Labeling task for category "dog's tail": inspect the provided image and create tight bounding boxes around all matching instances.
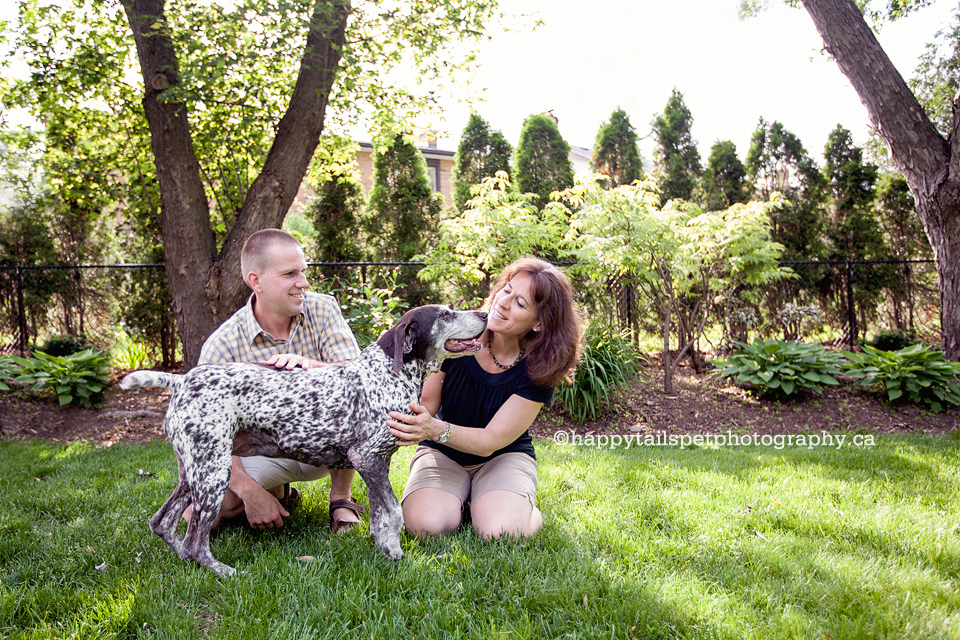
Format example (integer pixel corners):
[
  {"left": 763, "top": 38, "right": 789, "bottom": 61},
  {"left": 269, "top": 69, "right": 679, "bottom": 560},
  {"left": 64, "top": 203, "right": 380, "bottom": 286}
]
[{"left": 120, "top": 370, "right": 183, "bottom": 391}]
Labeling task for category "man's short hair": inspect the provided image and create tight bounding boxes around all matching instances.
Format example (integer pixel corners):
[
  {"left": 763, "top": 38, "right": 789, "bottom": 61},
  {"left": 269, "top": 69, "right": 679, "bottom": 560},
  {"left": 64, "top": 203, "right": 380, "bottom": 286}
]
[{"left": 240, "top": 229, "right": 302, "bottom": 285}]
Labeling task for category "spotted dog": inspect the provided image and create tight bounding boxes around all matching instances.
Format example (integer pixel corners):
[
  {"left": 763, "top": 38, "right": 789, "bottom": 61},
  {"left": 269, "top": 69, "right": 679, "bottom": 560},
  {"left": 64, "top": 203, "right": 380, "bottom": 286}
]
[{"left": 120, "top": 305, "right": 487, "bottom": 576}]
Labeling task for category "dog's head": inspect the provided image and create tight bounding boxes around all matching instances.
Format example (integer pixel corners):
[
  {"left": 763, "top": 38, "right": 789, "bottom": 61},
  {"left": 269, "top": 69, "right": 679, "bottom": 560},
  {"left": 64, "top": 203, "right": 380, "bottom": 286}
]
[{"left": 376, "top": 304, "right": 487, "bottom": 374}]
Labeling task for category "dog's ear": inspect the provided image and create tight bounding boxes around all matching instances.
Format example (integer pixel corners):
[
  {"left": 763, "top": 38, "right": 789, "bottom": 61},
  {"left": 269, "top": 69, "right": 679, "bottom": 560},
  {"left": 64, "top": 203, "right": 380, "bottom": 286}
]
[
  {"left": 378, "top": 318, "right": 419, "bottom": 372},
  {"left": 392, "top": 320, "right": 418, "bottom": 372}
]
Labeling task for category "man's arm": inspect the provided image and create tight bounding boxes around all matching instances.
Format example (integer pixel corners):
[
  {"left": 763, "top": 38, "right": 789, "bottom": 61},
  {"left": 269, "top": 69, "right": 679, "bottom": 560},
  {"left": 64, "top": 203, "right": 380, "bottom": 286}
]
[{"left": 227, "top": 457, "right": 289, "bottom": 529}]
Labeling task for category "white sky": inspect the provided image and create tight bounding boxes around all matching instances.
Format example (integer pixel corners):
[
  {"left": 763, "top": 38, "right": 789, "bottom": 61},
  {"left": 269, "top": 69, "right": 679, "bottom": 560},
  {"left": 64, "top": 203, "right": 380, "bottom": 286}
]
[{"left": 424, "top": 0, "right": 957, "bottom": 165}]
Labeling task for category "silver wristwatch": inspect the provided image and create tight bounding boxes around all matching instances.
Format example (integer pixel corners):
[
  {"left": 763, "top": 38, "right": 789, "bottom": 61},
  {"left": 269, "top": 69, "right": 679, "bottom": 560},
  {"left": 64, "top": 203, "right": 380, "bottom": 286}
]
[{"left": 437, "top": 420, "right": 451, "bottom": 443}]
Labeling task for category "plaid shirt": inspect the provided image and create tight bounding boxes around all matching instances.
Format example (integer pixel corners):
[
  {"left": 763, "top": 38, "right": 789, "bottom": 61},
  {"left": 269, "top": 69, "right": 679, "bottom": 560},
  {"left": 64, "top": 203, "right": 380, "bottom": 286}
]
[{"left": 199, "top": 292, "right": 360, "bottom": 365}]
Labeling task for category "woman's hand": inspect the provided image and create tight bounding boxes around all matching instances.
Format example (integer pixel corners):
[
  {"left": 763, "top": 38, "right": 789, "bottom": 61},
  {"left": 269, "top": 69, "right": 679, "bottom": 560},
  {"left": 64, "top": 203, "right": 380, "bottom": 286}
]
[{"left": 387, "top": 403, "right": 443, "bottom": 446}]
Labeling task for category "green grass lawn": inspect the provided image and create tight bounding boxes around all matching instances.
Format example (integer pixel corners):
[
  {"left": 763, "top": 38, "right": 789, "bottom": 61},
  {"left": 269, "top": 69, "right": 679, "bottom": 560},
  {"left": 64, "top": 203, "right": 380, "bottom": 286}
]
[{"left": 2, "top": 433, "right": 959, "bottom": 639}]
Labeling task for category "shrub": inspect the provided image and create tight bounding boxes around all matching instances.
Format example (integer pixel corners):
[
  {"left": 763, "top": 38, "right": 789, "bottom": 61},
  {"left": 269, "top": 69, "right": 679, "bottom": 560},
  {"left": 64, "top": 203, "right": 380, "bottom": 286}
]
[
  {"left": 843, "top": 343, "right": 960, "bottom": 413},
  {"left": 39, "top": 334, "right": 90, "bottom": 357},
  {"left": 712, "top": 339, "right": 843, "bottom": 399},
  {"left": 10, "top": 349, "right": 111, "bottom": 408},
  {"left": 866, "top": 329, "right": 919, "bottom": 352},
  {"left": 556, "top": 324, "right": 642, "bottom": 423}
]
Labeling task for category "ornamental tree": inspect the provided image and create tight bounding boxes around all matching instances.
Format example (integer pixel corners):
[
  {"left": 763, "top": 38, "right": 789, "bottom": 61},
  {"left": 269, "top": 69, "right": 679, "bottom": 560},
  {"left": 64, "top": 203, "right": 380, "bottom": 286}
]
[
  {"left": 2, "top": 0, "right": 501, "bottom": 366},
  {"left": 566, "top": 179, "right": 791, "bottom": 393},
  {"left": 416, "top": 171, "right": 568, "bottom": 306}
]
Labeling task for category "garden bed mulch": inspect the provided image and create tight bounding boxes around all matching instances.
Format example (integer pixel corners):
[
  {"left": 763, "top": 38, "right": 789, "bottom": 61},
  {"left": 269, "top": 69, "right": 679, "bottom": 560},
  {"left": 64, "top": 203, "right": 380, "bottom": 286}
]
[{"left": 0, "top": 363, "right": 957, "bottom": 447}]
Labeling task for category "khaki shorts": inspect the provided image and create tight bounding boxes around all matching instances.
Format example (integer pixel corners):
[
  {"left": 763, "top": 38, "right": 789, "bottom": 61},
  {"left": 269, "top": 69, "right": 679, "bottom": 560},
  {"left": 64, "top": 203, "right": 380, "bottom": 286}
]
[
  {"left": 239, "top": 456, "right": 330, "bottom": 491},
  {"left": 401, "top": 446, "right": 537, "bottom": 507}
]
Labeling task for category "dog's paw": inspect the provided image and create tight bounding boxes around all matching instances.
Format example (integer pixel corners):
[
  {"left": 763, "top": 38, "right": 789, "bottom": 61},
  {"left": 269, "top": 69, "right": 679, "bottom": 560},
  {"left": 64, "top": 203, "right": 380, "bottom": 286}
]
[
  {"left": 211, "top": 561, "right": 237, "bottom": 577},
  {"left": 382, "top": 541, "right": 404, "bottom": 561}
]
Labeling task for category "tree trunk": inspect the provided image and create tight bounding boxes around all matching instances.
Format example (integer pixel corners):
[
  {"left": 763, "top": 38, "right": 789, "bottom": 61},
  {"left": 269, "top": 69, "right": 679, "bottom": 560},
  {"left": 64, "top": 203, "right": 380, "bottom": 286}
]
[
  {"left": 662, "top": 302, "right": 673, "bottom": 395},
  {"left": 800, "top": 0, "right": 960, "bottom": 358},
  {"left": 122, "top": 0, "right": 350, "bottom": 367}
]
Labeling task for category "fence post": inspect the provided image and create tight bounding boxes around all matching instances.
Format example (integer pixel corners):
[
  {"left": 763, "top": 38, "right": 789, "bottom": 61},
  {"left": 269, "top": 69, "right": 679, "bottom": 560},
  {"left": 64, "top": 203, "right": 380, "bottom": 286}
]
[
  {"left": 846, "top": 261, "right": 857, "bottom": 348},
  {"left": 16, "top": 266, "right": 26, "bottom": 357}
]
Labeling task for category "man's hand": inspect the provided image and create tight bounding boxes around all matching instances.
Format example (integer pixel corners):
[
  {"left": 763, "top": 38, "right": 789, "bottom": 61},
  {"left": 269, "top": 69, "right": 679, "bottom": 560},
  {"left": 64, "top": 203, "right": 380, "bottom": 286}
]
[
  {"left": 228, "top": 457, "right": 289, "bottom": 529},
  {"left": 242, "top": 487, "right": 290, "bottom": 530},
  {"left": 261, "top": 353, "right": 324, "bottom": 370}
]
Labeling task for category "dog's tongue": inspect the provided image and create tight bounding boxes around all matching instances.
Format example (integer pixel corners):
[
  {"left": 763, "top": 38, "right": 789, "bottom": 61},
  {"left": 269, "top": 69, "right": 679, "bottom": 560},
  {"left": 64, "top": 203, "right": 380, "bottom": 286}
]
[{"left": 445, "top": 338, "right": 481, "bottom": 353}]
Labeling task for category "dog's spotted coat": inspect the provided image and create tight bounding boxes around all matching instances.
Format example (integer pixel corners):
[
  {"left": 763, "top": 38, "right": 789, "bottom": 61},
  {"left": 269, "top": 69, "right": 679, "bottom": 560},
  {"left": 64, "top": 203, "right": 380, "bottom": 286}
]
[{"left": 121, "top": 305, "right": 487, "bottom": 575}]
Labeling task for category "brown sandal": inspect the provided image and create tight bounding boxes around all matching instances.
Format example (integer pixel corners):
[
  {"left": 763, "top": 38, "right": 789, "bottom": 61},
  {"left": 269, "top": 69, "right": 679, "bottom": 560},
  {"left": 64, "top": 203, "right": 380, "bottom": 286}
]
[{"left": 329, "top": 498, "right": 364, "bottom": 534}]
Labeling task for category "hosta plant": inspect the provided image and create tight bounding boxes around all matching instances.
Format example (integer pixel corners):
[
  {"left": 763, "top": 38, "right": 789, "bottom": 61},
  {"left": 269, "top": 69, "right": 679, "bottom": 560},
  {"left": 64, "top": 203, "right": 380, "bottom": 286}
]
[
  {"left": 556, "top": 324, "right": 643, "bottom": 423},
  {"left": 712, "top": 339, "right": 843, "bottom": 399},
  {"left": 0, "top": 357, "right": 18, "bottom": 391},
  {"left": 10, "top": 349, "right": 112, "bottom": 408},
  {"left": 843, "top": 343, "right": 960, "bottom": 413}
]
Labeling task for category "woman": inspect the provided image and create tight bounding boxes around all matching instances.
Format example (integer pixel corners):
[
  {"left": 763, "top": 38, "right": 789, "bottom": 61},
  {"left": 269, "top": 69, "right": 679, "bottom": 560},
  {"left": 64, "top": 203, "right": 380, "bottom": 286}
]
[{"left": 387, "top": 257, "right": 582, "bottom": 539}]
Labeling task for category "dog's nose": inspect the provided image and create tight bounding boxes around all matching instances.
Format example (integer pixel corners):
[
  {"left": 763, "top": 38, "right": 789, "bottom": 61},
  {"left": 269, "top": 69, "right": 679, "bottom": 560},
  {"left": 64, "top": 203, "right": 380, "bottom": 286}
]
[{"left": 478, "top": 311, "right": 488, "bottom": 321}]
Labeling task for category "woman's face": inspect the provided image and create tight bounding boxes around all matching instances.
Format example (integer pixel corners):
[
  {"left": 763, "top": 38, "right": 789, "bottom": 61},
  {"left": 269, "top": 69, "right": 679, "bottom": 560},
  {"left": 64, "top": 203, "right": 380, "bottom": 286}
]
[{"left": 486, "top": 271, "right": 542, "bottom": 339}]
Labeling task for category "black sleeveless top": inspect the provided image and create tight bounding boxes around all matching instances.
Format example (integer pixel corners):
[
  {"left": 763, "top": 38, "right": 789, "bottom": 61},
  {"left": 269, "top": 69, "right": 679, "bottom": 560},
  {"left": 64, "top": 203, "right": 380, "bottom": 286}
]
[{"left": 421, "top": 354, "right": 554, "bottom": 466}]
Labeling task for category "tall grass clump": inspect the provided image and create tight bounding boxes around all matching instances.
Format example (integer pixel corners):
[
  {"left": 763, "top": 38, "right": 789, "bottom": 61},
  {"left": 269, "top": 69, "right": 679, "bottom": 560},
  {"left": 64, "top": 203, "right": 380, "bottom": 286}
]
[{"left": 556, "top": 323, "right": 642, "bottom": 422}]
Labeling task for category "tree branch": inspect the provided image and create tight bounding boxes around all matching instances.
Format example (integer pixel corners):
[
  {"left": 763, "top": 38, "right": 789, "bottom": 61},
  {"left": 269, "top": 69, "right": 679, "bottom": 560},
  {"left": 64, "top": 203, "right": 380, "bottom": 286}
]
[
  {"left": 217, "top": 0, "right": 351, "bottom": 308},
  {"left": 800, "top": 0, "right": 949, "bottom": 201}
]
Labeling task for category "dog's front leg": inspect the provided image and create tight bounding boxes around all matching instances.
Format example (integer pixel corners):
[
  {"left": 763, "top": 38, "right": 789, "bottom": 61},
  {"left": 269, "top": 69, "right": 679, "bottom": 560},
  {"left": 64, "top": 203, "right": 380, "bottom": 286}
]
[{"left": 348, "top": 448, "right": 403, "bottom": 560}]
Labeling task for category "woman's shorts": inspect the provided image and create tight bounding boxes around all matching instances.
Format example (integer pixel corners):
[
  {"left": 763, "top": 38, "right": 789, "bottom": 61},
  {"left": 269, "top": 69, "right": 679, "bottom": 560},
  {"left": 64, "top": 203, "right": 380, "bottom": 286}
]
[
  {"left": 238, "top": 456, "right": 331, "bottom": 491},
  {"left": 401, "top": 446, "right": 537, "bottom": 507}
]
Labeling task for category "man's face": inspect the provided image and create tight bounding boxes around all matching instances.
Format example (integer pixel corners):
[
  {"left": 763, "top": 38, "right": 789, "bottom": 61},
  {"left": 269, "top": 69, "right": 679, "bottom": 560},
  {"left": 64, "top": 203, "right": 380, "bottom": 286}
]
[{"left": 252, "top": 243, "right": 309, "bottom": 319}]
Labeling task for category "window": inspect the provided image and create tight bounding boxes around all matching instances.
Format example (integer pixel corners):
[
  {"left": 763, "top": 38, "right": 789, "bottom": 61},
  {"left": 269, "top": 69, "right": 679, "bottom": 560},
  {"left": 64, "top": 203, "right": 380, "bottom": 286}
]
[{"left": 425, "top": 159, "right": 441, "bottom": 193}]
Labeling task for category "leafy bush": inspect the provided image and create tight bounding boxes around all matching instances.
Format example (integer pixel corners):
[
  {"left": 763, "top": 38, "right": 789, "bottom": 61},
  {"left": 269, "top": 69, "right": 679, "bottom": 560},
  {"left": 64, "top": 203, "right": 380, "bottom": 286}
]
[
  {"left": 866, "top": 329, "right": 919, "bottom": 352},
  {"left": 336, "top": 283, "right": 405, "bottom": 348},
  {"left": 556, "top": 324, "right": 642, "bottom": 423},
  {"left": 712, "top": 339, "right": 843, "bottom": 399},
  {"left": 9, "top": 349, "right": 111, "bottom": 408},
  {"left": 843, "top": 343, "right": 960, "bottom": 413}
]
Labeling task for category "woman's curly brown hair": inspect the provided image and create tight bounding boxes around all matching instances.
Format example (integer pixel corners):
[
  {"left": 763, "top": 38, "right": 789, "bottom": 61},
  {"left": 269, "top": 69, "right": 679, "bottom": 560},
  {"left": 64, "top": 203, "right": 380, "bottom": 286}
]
[{"left": 481, "top": 257, "right": 584, "bottom": 388}]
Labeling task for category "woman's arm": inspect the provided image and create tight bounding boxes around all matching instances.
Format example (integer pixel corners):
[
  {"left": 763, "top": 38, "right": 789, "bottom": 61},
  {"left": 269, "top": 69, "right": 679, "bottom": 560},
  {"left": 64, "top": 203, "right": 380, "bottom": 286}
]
[
  {"left": 419, "top": 371, "right": 444, "bottom": 416},
  {"left": 388, "top": 393, "right": 544, "bottom": 458}
]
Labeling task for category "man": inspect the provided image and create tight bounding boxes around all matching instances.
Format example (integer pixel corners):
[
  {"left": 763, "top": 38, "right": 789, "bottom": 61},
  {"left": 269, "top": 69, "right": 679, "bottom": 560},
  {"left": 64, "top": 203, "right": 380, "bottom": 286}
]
[{"left": 190, "top": 228, "right": 363, "bottom": 533}]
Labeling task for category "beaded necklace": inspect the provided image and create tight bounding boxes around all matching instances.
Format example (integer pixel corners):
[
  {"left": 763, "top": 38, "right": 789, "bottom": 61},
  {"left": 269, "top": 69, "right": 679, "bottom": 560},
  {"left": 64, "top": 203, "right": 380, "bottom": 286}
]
[{"left": 487, "top": 341, "right": 525, "bottom": 370}]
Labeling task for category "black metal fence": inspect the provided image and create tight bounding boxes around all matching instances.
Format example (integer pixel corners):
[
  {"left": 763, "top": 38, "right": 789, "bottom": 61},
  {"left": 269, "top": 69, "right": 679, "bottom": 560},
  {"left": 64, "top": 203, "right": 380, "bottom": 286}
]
[
  {"left": 0, "top": 262, "right": 427, "bottom": 359},
  {"left": 0, "top": 259, "right": 941, "bottom": 360}
]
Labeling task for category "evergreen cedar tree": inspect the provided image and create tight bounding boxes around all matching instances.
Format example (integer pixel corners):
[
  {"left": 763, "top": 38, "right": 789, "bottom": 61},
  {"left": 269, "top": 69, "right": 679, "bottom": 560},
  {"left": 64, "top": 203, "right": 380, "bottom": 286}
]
[
  {"left": 592, "top": 108, "right": 643, "bottom": 187},
  {"left": 513, "top": 114, "right": 575, "bottom": 211},
  {"left": 702, "top": 140, "right": 749, "bottom": 211},
  {"left": 452, "top": 113, "right": 512, "bottom": 212},
  {"left": 652, "top": 89, "right": 702, "bottom": 206},
  {"left": 308, "top": 169, "right": 365, "bottom": 263},
  {"left": 366, "top": 134, "right": 443, "bottom": 263}
]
